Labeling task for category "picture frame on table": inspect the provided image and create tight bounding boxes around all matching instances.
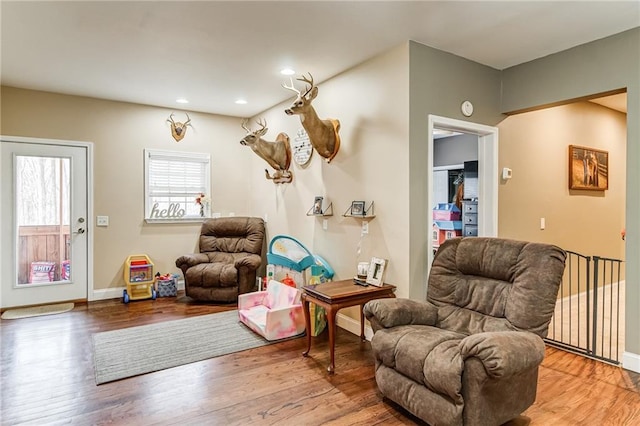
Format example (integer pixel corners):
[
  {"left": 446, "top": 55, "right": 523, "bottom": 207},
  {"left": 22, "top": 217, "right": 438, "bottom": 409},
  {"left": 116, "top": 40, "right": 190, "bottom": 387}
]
[
  {"left": 351, "top": 200, "right": 365, "bottom": 216},
  {"left": 366, "top": 257, "right": 387, "bottom": 287}
]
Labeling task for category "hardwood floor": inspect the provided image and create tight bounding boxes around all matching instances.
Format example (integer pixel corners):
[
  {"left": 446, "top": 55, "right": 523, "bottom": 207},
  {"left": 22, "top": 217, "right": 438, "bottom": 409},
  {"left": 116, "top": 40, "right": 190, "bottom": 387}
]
[{"left": 1, "top": 294, "right": 638, "bottom": 425}]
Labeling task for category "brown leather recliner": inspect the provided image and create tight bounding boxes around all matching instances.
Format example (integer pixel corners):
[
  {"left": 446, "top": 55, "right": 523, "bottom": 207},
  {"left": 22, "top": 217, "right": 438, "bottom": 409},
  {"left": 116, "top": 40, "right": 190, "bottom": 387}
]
[
  {"left": 364, "top": 237, "right": 566, "bottom": 426},
  {"left": 175, "top": 217, "right": 265, "bottom": 303}
]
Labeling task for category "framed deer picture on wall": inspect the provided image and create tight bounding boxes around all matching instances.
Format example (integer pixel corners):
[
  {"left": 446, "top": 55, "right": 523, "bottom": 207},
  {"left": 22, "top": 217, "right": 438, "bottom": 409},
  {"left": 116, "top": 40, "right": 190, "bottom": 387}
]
[{"left": 569, "top": 145, "right": 608, "bottom": 191}]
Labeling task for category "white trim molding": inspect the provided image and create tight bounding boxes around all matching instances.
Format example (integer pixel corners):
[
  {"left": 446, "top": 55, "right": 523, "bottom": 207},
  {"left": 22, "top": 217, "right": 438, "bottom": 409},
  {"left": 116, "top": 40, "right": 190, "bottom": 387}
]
[
  {"left": 622, "top": 351, "right": 640, "bottom": 374},
  {"left": 91, "top": 279, "right": 185, "bottom": 302},
  {"left": 336, "top": 312, "right": 373, "bottom": 342},
  {"left": 426, "top": 115, "right": 499, "bottom": 278}
]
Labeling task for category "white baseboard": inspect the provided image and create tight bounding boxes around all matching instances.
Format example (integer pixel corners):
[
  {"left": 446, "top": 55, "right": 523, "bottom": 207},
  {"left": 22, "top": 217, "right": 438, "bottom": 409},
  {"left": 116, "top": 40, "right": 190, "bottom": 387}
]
[
  {"left": 90, "top": 279, "right": 185, "bottom": 301},
  {"left": 622, "top": 351, "right": 640, "bottom": 374},
  {"left": 336, "top": 313, "right": 373, "bottom": 342},
  {"left": 90, "top": 287, "right": 126, "bottom": 301}
]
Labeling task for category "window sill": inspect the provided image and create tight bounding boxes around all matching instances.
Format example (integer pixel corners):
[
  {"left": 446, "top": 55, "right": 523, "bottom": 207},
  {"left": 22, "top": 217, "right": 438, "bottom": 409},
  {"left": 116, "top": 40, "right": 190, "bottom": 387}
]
[{"left": 145, "top": 218, "right": 208, "bottom": 224}]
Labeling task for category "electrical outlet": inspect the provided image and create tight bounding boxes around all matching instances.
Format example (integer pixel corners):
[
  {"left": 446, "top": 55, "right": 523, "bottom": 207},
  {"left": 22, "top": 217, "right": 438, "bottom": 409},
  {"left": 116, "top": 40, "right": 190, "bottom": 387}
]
[
  {"left": 96, "top": 216, "right": 109, "bottom": 227},
  {"left": 540, "top": 217, "right": 545, "bottom": 230},
  {"left": 323, "top": 219, "right": 328, "bottom": 230},
  {"left": 362, "top": 220, "right": 369, "bottom": 234}
]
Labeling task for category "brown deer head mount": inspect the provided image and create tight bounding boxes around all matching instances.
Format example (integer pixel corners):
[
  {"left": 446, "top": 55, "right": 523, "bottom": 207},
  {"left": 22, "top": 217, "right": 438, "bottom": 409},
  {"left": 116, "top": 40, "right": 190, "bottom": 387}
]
[
  {"left": 240, "top": 118, "right": 293, "bottom": 184},
  {"left": 166, "top": 112, "right": 192, "bottom": 142},
  {"left": 283, "top": 73, "right": 341, "bottom": 163}
]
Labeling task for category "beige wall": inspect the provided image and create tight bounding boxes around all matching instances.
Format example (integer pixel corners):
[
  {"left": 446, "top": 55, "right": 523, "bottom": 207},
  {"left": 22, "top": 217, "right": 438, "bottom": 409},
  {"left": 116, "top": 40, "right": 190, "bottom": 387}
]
[
  {"left": 1, "top": 86, "right": 251, "bottom": 293},
  {"left": 501, "top": 28, "right": 639, "bottom": 363},
  {"left": 0, "top": 43, "right": 411, "bottom": 301},
  {"left": 498, "top": 101, "right": 626, "bottom": 260},
  {"left": 246, "top": 43, "right": 411, "bottom": 299}
]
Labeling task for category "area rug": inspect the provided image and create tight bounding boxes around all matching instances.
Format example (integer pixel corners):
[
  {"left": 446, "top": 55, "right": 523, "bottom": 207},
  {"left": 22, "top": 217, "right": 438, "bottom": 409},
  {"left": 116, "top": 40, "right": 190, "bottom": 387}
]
[
  {"left": 1, "top": 302, "right": 74, "bottom": 320},
  {"left": 92, "top": 310, "right": 293, "bottom": 385}
]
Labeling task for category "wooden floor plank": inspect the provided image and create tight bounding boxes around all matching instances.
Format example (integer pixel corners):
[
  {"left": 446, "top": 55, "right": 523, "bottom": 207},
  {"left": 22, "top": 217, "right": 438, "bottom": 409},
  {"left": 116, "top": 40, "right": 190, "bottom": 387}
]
[{"left": 1, "top": 294, "right": 638, "bottom": 425}]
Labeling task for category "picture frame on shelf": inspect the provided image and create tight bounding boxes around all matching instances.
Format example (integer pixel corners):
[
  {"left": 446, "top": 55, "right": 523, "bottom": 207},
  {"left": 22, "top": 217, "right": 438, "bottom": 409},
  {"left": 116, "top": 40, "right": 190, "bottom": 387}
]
[
  {"left": 351, "top": 200, "right": 365, "bottom": 216},
  {"left": 568, "top": 145, "right": 608, "bottom": 191},
  {"left": 366, "top": 257, "right": 387, "bottom": 287},
  {"left": 313, "top": 196, "right": 324, "bottom": 214}
]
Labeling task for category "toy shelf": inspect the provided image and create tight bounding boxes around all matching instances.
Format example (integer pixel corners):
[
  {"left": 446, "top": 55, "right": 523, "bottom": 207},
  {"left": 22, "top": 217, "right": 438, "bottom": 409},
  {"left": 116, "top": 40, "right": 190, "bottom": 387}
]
[{"left": 123, "top": 254, "right": 156, "bottom": 303}]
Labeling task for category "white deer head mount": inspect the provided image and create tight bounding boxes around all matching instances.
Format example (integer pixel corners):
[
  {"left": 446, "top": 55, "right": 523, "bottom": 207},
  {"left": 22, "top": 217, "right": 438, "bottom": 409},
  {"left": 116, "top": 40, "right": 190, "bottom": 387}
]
[
  {"left": 240, "top": 118, "right": 293, "bottom": 184},
  {"left": 283, "top": 73, "right": 341, "bottom": 163},
  {"left": 166, "top": 112, "right": 192, "bottom": 142}
]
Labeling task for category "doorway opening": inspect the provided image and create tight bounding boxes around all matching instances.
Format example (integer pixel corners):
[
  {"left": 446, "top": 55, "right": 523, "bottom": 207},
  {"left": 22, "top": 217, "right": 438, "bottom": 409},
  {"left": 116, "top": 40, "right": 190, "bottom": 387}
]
[
  {"left": 426, "top": 115, "right": 499, "bottom": 276},
  {"left": 1, "top": 136, "right": 93, "bottom": 309},
  {"left": 498, "top": 91, "right": 627, "bottom": 365}
]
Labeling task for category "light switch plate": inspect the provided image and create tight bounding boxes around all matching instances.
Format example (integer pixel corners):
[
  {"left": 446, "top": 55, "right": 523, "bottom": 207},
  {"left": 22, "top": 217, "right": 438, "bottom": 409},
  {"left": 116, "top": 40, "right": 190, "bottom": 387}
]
[
  {"left": 97, "top": 216, "right": 109, "bottom": 227},
  {"left": 502, "top": 167, "right": 513, "bottom": 180}
]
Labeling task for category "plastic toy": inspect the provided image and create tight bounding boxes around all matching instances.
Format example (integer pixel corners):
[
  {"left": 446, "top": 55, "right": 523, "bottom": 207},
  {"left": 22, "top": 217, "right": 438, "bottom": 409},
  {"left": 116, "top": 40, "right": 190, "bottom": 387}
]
[
  {"left": 123, "top": 254, "right": 157, "bottom": 303},
  {"left": 266, "top": 235, "right": 334, "bottom": 336}
]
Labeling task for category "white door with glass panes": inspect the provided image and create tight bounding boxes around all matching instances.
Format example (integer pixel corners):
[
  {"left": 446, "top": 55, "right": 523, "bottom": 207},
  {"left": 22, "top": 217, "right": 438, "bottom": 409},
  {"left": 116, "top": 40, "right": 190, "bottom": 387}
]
[{"left": 1, "top": 137, "right": 90, "bottom": 308}]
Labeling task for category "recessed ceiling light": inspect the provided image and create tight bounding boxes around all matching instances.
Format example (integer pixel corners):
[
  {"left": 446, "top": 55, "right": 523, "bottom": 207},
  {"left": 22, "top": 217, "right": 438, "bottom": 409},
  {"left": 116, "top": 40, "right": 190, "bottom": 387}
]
[
  {"left": 280, "top": 68, "right": 295, "bottom": 76},
  {"left": 235, "top": 99, "right": 247, "bottom": 105},
  {"left": 176, "top": 98, "right": 189, "bottom": 104}
]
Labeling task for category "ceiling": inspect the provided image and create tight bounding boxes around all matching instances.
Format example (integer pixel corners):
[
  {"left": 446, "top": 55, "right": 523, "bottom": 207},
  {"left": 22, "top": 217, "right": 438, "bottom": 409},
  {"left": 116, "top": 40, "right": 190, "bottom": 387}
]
[
  {"left": 589, "top": 93, "right": 628, "bottom": 113},
  {"left": 1, "top": 1, "right": 638, "bottom": 118}
]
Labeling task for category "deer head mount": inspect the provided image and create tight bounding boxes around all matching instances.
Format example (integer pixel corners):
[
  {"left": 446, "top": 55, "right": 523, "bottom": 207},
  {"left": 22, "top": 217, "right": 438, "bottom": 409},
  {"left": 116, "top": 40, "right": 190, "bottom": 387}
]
[
  {"left": 166, "top": 112, "right": 192, "bottom": 142},
  {"left": 240, "top": 118, "right": 293, "bottom": 184},
  {"left": 283, "top": 73, "right": 341, "bottom": 163}
]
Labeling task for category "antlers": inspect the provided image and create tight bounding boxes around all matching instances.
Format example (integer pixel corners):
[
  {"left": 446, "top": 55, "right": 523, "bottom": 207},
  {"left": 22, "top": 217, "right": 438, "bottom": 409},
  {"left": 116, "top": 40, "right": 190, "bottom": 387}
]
[
  {"left": 167, "top": 112, "right": 192, "bottom": 142},
  {"left": 297, "top": 73, "right": 314, "bottom": 98},
  {"left": 241, "top": 118, "right": 252, "bottom": 133},
  {"left": 167, "top": 112, "right": 191, "bottom": 125},
  {"left": 282, "top": 78, "right": 300, "bottom": 95},
  {"left": 282, "top": 73, "right": 314, "bottom": 98},
  {"left": 242, "top": 118, "right": 268, "bottom": 136}
]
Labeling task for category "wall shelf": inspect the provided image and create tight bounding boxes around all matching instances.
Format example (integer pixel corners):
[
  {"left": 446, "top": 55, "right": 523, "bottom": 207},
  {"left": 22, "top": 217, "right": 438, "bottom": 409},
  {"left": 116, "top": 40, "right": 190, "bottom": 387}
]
[
  {"left": 306, "top": 202, "right": 333, "bottom": 217},
  {"left": 343, "top": 201, "right": 375, "bottom": 219}
]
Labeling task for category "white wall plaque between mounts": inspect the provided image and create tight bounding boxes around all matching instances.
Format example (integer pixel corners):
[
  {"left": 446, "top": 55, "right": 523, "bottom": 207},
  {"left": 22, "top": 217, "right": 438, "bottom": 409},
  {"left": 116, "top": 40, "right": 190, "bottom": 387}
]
[{"left": 293, "top": 128, "right": 313, "bottom": 166}]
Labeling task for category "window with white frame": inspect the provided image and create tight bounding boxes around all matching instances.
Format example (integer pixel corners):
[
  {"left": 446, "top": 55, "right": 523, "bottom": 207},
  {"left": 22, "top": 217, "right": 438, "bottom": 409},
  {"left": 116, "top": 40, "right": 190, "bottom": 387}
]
[{"left": 144, "top": 149, "right": 211, "bottom": 221}]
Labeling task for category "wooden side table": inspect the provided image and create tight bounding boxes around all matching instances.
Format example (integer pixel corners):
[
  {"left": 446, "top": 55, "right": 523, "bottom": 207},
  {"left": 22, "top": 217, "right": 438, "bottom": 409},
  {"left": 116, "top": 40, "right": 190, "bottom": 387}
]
[{"left": 301, "top": 279, "right": 396, "bottom": 374}]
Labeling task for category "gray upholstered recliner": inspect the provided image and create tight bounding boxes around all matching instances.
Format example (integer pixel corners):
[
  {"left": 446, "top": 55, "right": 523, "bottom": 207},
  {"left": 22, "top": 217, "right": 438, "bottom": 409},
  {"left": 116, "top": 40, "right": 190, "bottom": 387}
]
[
  {"left": 175, "top": 217, "right": 265, "bottom": 303},
  {"left": 364, "top": 237, "right": 566, "bottom": 426}
]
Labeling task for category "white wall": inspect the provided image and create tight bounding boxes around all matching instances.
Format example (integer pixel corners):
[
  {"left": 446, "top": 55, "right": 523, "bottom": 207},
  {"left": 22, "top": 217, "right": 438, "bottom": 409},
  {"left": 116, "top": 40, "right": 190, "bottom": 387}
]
[{"left": 246, "top": 43, "right": 411, "bottom": 299}]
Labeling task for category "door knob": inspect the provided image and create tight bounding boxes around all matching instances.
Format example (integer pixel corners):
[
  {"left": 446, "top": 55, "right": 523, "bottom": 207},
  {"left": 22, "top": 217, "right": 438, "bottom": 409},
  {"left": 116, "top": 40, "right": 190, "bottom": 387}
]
[{"left": 74, "top": 228, "right": 85, "bottom": 234}]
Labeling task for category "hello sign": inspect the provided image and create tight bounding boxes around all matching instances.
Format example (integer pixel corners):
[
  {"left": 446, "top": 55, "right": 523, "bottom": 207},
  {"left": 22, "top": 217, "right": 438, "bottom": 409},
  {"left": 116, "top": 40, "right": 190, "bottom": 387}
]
[{"left": 149, "top": 203, "right": 185, "bottom": 219}]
